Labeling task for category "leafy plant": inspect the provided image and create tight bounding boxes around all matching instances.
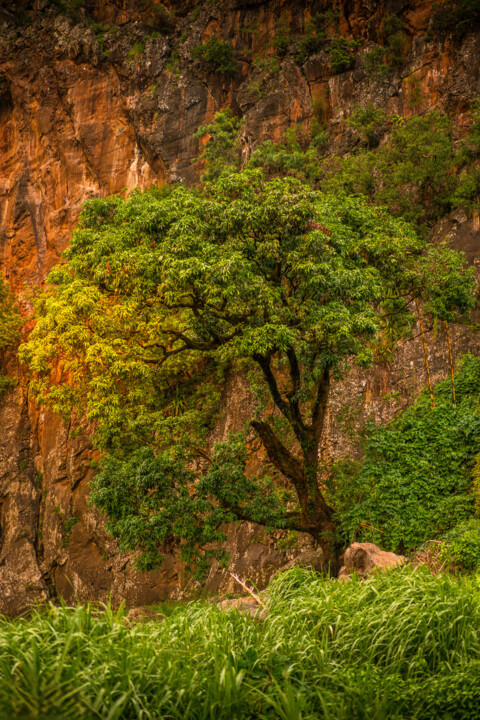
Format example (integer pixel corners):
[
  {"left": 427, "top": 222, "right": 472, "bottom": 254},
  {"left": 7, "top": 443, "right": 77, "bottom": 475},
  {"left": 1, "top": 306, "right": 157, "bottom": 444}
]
[
  {"left": 0, "top": 279, "right": 21, "bottom": 350},
  {"left": 46, "top": 0, "right": 84, "bottom": 21},
  {"left": 193, "top": 35, "right": 237, "bottom": 76},
  {"left": 252, "top": 56, "right": 281, "bottom": 74},
  {"left": 430, "top": 0, "right": 480, "bottom": 43},
  {"left": 328, "top": 37, "right": 361, "bottom": 73},
  {"left": 440, "top": 518, "right": 480, "bottom": 571},
  {"left": 139, "top": 0, "right": 174, "bottom": 34},
  {"left": 331, "top": 355, "right": 480, "bottom": 554},
  {"left": 194, "top": 109, "right": 244, "bottom": 181},
  {"left": 363, "top": 46, "right": 389, "bottom": 78},
  {"left": 346, "top": 103, "right": 387, "bottom": 148},
  {"left": 165, "top": 48, "right": 180, "bottom": 78},
  {"left": 273, "top": 17, "right": 291, "bottom": 56},
  {"left": 127, "top": 40, "right": 145, "bottom": 61},
  {"left": 294, "top": 32, "right": 326, "bottom": 64},
  {"left": 0, "top": 278, "right": 21, "bottom": 397},
  {"left": 62, "top": 515, "right": 79, "bottom": 547}
]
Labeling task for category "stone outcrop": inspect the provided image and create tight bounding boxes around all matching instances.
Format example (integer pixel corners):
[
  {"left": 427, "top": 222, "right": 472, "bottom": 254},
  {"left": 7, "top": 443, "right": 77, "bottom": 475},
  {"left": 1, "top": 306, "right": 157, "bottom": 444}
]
[
  {"left": 338, "top": 542, "right": 406, "bottom": 580},
  {"left": 1, "top": 0, "right": 480, "bottom": 614}
]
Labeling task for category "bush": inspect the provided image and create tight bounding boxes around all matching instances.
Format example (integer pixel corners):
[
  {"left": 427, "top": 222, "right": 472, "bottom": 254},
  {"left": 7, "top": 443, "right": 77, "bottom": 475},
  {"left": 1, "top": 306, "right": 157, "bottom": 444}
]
[
  {"left": 430, "top": 0, "right": 480, "bottom": 42},
  {"left": 441, "top": 518, "right": 480, "bottom": 571},
  {"left": 193, "top": 35, "right": 237, "bottom": 76},
  {"left": 328, "top": 37, "right": 361, "bottom": 73},
  {"left": 331, "top": 355, "right": 480, "bottom": 554},
  {"left": 0, "top": 279, "right": 21, "bottom": 350},
  {"left": 364, "top": 46, "right": 389, "bottom": 78},
  {"left": 127, "top": 40, "right": 145, "bottom": 60},
  {"left": 294, "top": 32, "right": 326, "bottom": 64}
]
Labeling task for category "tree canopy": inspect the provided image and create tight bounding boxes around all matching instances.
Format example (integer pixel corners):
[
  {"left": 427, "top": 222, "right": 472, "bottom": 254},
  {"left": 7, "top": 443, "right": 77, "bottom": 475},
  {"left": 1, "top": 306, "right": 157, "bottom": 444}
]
[{"left": 20, "top": 168, "right": 476, "bottom": 574}]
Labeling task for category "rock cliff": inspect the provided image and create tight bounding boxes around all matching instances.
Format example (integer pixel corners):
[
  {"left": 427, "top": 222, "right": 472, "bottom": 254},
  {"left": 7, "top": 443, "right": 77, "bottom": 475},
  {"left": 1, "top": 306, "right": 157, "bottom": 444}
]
[{"left": 1, "top": 0, "right": 480, "bottom": 614}]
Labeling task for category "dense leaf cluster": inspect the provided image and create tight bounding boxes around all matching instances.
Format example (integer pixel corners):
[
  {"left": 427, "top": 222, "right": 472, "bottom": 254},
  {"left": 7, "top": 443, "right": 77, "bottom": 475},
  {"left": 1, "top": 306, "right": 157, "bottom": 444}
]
[
  {"left": 192, "top": 36, "right": 238, "bottom": 76},
  {"left": 251, "top": 107, "right": 480, "bottom": 231},
  {"left": 332, "top": 355, "right": 480, "bottom": 553},
  {"left": 0, "top": 278, "right": 21, "bottom": 396}
]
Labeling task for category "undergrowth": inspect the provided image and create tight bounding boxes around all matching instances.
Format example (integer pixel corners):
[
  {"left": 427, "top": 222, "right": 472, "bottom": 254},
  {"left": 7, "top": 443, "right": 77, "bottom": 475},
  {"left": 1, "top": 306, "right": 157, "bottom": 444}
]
[
  {"left": 0, "top": 567, "right": 479, "bottom": 719},
  {"left": 331, "top": 355, "right": 480, "bottom": 554}
]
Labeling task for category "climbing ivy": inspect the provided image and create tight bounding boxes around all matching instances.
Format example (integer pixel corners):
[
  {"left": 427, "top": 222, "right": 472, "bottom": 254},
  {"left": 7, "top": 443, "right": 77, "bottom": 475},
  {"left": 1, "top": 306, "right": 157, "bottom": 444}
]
[{"left": 331, "top": 355, "right": 480, "bottom": 554}]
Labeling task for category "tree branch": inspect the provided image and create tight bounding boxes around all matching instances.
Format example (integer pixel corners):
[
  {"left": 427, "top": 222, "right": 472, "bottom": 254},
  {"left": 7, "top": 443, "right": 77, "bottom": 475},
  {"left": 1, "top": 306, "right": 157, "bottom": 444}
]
[{"left": 251, "top": 419, "right": 305, "bottom": 488}]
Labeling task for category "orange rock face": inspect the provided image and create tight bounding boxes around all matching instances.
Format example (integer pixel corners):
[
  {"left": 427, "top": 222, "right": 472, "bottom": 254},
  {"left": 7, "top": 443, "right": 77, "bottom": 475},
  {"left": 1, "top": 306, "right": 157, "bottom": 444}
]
[{"left": 1, "top": 0, "right": 480, "bottom": 614}]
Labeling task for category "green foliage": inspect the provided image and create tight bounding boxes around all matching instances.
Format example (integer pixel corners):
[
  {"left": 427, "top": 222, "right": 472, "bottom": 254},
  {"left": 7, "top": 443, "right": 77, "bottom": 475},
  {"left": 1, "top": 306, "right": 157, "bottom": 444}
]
[
  {"left": 1, "top": 569, "right": 480, "bottom": 718},
  {"left": 441, "top": 518, "right": 480, "bottom": 571},
  {"left": 0, "top": 278, "right": 21, "bottom": 351},
  {"left": 252, "top": 56, "right": 281, "bottom": 74},
  {"left": 273, "top": 17, "right": 291, "bottom": 56},
  {"left": 380, "top": 15, "right": 407, "bottom": 66},
  {"left": 194, "top": 109, "right": 244, "bottom": 180},
  {"left": 328, "top": 37, "right": 361, "bottom": 74},
  {"left": 346, "top": 103, "right": 386, "bottom": 148},
  {"left": 363, "top": 46, "right": 390, "bottom": 78},
  {"left": 165, "top": 48, "right": 180, "bottom": 78},
  {"left": 331, "top": 108, "right": 480, "bottom": 225},
  {"left": 127, "top": 40, "right": 145, "bottom": 60},
  {"left": 294, "top": 31, "right": 326, "bottom": 64},
  {"left": 253, "top": 108, "right": 480, "bottom": 230},
  {"left": 21, "top": 168, "right": 475, "bottom": 572},
  {"left": 46, "top": 0, "right": 84, "bottom": 21},
  {"left": 331, "top": 356, "right": 480, "bottom": 554},
  {"left": 0, "top": 278, "right": 21, "bottom": 398},
  {"left": 430, "top": 0, "right": 480, "bottom": 42},
  {"left": 139, "top": 0, "right": 174, "bottom": 34},
  {"left": 293, "top": 11, "right": 345, "bottom": 65},
  {"left": 62, "top": 515, "right": 79, "bottom": 547},
  {"left": 0, "top": 373, "right": 15, "bottom": 397},
  {"left": 192, "top": 35, "right": 238, "bottom": 76},
  {"left": 91, "top": 439, "right": 282, "bottom": 574}
]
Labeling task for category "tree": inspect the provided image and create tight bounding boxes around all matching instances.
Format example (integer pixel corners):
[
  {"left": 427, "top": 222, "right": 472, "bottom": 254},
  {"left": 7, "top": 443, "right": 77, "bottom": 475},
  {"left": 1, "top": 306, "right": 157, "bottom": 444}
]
[{"left": 20, "top": 169, "right": 476, "bottom": 574}]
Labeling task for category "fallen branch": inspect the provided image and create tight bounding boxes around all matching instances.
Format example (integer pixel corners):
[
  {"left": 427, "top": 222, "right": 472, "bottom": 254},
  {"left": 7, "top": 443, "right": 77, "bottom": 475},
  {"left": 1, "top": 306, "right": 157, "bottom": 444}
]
[{"left": 228, "top": 572, "right": 266, "bottom": 609}]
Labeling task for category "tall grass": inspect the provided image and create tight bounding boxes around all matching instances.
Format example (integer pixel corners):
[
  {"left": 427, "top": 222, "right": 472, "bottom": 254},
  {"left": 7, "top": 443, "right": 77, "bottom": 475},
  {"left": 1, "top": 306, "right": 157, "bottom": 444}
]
[{"left": 0, "top": 567, "right": 479, "bottom": 719}]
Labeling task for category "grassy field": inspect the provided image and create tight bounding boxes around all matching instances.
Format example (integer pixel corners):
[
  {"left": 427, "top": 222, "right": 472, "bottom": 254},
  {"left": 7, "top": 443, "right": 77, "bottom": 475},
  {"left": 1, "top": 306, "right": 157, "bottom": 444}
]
[{"left": 0, "top": 567, "right": 479, "bottom": 719}]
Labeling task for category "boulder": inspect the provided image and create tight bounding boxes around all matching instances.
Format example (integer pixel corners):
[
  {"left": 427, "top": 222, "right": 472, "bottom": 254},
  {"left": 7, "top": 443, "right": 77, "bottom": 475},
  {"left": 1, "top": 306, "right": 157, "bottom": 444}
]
[
  {"left": 338, "top": 542, "right": 406, "bottom": 580},
  {"left": 278, "top": 549, "right": 325, "bottom": 573}
]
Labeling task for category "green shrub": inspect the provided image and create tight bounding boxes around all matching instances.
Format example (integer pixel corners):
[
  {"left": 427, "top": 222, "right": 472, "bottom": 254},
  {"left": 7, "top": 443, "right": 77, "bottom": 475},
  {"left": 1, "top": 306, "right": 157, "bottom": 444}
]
[
  {"left": 430, "top": 0, "right": 480, "bottom": 42},
  {"left": 273, "top": 17, "right": 291, "bottom": 56},
  {"left": 364, "top": 46, "right": 389, "bottom": 78},
  {"left": 294, "top": 32, "right": 326, "bottom": 63},
  {"left": 165, "top": 48, "right": 180, "bottom": 78},
  {"left": 346, "top": 103, "right": 387, "bottom": 147},
  {"left": 127, "top": 40, "right": 145, "bottom": 60},
  {"left": 251, "top": 106, "right": 480, "bottom": 230},
  {"left": 0, "top": 278, "right": 21, "bottom": 397},
  {"left": 193, "top": 109, "right": 244, "bottom": 180},
  {"left": 46, "top": 0, "right": 84, "bottom": 21},
  {"left": 193, "top": 35, "right": 237, "bottom": 75},
  {"left": 441, "top": 518, "right": 480, "bottom": 570},
  {"left": 140, "top": 0, "right": 174, "bottom": 34},
  {"left": 328, "top": 37, "right": 361, "bottom": 73},
  {"left": 0, "top": 278, "right": 21, "bottom": 350},
  {"left": 331, "top": 355, "right": 480, "bottom": 554}
]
